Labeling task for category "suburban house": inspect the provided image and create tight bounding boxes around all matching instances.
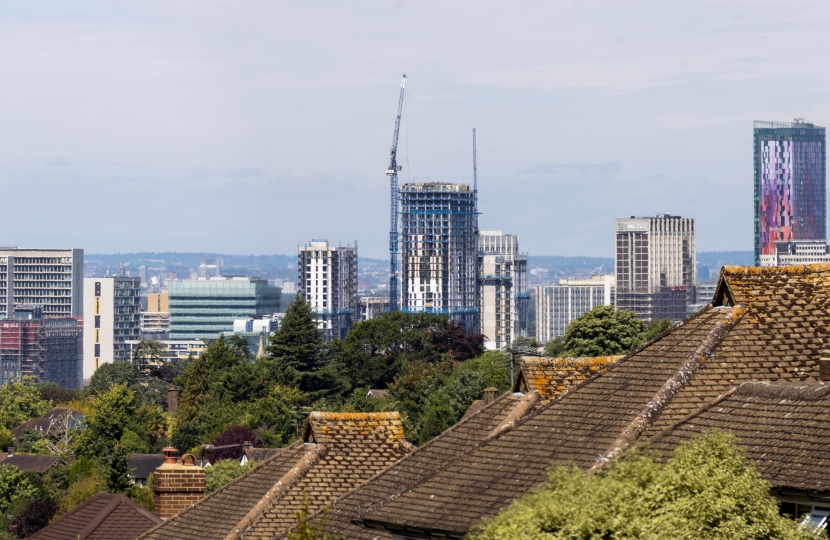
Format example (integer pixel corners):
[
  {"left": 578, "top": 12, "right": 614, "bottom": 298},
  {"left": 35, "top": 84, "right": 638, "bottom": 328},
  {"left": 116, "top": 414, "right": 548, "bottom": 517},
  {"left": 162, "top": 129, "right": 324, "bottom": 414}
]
[
  {"left": 139, "top": 411, "right": 413, "bottom": 540},
  {"left": 344, "top": 264, "right": 830, "bottom": 538},
  {"left": 29, "top": 492, "right": 161, "bottom": 540}
]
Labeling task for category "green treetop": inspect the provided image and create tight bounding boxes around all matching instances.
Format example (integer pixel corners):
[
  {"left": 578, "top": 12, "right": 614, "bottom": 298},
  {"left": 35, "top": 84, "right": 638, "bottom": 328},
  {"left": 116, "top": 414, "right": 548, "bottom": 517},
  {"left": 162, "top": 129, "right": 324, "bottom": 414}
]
[
  {"left": 0, "top": 376, "right": 52, "bottom": 430},
  {"left": 560, "top": 305, "right": 646, "bottom": 357}
]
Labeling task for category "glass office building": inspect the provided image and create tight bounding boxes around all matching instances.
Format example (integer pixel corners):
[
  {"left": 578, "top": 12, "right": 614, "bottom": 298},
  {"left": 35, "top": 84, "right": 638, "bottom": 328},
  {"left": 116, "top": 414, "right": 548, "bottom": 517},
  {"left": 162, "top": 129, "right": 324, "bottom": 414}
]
[
  {"left": 754, "top": 120, "right": 826, "bottom": 265},
  {"left": 168, "top": 278, "right": 281, "bottom": 341}
]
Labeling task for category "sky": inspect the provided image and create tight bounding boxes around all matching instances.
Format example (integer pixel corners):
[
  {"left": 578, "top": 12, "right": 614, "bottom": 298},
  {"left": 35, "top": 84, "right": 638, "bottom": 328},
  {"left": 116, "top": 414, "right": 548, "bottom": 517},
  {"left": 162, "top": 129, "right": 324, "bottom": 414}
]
[{"left": 1, "top": 1, "right": 829, "bottom": 258}]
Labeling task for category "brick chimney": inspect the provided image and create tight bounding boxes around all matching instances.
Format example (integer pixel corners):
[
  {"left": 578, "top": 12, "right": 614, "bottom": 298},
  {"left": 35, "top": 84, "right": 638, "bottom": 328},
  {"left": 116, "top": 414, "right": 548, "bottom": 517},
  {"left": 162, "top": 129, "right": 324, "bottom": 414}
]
[
  {"left": 483, "top": 387, "right": 498, "bottom": 404},
  {"left": 153, "top": 447, "right": 205, "bottom": 519},
  {"left": 820, "top": 350, "right": 830, "bottom": 382},
  {"left": 167, "top": 385, "right": 179, "bottom": 413}
]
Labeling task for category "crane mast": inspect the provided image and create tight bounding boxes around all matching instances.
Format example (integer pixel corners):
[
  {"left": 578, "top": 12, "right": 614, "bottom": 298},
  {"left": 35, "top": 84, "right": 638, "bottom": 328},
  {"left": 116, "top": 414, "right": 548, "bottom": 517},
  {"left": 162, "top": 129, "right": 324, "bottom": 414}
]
[
  {"left": 387, "top": 75, "right": 406, "bottom": 311},
  {"left": 473, "top": 128, "right": 478, "bottom": 233}
]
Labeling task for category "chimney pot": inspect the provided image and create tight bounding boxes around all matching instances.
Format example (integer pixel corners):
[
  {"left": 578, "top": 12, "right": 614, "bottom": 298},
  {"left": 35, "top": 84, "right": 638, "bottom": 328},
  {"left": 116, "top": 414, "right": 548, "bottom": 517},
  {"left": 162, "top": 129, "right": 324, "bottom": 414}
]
[
  {"left": 162, "top": 447, "right": 178, "bottom": 464},
  {"left": 483, "top": 387, "right": 498, "bottom": 404}
]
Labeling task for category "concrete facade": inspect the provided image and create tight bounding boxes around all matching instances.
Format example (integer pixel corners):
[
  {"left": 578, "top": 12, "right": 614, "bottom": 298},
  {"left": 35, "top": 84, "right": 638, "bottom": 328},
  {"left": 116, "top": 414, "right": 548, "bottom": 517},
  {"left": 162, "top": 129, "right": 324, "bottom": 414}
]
[
  {"left": 298, "top": 241, "right": 358, "bottom": 341},
  {"left": 83, "top": 276, "right": 141, "bottom": 383},
  {"left": 478, "top": 230, "right": 529, "bottom": 349},
  {"left": 0, "top": 248, "right": 83, "bottom": 319},
  {"left": 536, "top": 275, "right": 616, "bottom": 343},
  {"left": 614, "top": 214, "right": 695, "bottom": 322}
]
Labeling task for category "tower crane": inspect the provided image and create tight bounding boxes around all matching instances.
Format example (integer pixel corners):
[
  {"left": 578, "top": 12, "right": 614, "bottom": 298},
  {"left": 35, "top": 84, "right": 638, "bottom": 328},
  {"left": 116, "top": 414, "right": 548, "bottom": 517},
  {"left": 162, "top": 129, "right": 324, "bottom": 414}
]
[{"left": 387, "top": 74, "right": 406, "bottom": 311}]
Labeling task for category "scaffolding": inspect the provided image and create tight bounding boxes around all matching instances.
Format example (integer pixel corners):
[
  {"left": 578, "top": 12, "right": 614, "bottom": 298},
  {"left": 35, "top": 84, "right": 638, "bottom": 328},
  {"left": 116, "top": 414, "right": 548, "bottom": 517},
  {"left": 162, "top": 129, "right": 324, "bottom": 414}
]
[{"left": 400, "top": 182, "right": 479, "bottom": 332}]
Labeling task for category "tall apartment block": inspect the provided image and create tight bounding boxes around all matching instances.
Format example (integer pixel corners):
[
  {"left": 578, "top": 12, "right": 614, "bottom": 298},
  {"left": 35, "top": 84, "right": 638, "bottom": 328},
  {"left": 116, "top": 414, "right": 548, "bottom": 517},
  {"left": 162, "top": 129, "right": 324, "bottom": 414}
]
[
  {"left": 0, "top": 248, "right": 83, "bottom": 319},
  {"left": 400, "top": 182, "right": 479, "bottom": 332},
  {"left": 0, "top": 305, "right": 82, "bottom": 388},
  {"left": 754, "top": 120, "right": 826, "bottom": 266},
  {"left": 535, "top": 275, "right": 615, "bottom": 344},
  {"left": 83, "top": 276, "right": 141, "bottom": 382},
  {"left": 298, "top": 241, "right": 358, "bottom": 341},
  {"left": 169, "top": 277, "right": 280, "bottom": 341},
  {"left": 477, "top": 230, "right": 529, "bottom": 350},
  {"left": 615, "top": 215, "right": 695, "bottom": 322}
]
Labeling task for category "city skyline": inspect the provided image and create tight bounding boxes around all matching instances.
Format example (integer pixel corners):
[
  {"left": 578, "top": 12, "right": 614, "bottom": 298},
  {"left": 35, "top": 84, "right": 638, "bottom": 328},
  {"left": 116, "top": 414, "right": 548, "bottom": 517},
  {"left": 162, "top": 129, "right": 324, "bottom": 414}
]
[{"left": 2, "top": 2, "right": 830, "bottom": 258}]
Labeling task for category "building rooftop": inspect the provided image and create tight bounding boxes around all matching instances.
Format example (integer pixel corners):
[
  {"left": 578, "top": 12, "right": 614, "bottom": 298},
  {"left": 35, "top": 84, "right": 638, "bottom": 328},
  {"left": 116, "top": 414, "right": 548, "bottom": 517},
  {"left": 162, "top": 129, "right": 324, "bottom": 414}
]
[
  {"left": 513, "top": 356, "right": 625, "bottom": 401},
  {"left": 30, "top": 491, "right": 161, "bottom": 540},
  {"left": 650, "top": 381, "right": 830, "bottom": 493},
  {"left": 139, "top": 411, "right": 412, "bottom": 540},
  {"left": 350, "top": 264, "right": 830, "bottom": 537}
]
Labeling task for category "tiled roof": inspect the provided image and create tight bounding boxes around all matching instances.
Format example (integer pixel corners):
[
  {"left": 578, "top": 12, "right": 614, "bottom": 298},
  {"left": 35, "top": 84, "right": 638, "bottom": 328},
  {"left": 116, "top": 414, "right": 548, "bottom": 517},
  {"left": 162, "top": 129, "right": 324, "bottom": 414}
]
[
  {"left": 0, "top": 454, "right": 61, "bottom": 474},
  {"left": 29, "top": 491, "right": 161, "bottom": 540},
  {"left": 353, "top": 265, "right": 830, "bottom": 536},
  {"left": 514, "top": 355, "right": 624, "bottom": 400},
  {"left": 649, "top": 381, "right": 830, "bottom": 493},
  {"left": 319, "top": 391, "right": 543, "bottom": 540},
  {"left": 11, "top": 407, "right": 83, "bottom": 439},
  {"left": 140, "top": 412, "right": 412, "bottom": 540},
  {"left": 129, "top": 454, "right": 164, "bottom": 481},
  {"left": 243, "top": 447, "right": 281, "bottom": 462}
]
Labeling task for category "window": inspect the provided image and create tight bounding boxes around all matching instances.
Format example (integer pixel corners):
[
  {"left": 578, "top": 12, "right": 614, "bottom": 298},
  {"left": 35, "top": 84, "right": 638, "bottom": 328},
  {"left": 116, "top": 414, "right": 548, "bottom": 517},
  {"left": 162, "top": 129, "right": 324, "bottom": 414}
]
[
  {"left": 802, "top": 509, "right": 830, "bottom": 531},
  {"left": 94, "top": 344, "right": 100, "bottom": 357},
  {"left": 95, "top": 282, "right": 101, "bottom": 297},
  {"left": 94, "top": 315, "right": 100, "bottom": 329}
]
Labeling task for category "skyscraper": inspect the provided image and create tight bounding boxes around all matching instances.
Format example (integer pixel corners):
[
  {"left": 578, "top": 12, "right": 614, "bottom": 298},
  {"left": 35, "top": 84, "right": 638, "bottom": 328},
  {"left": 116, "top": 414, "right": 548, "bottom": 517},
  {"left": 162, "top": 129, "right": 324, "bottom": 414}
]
[
  {"left": 536, "top": 275, "right": 615, "bottom": 344},
  {"left": 400, "top": 182, "right": 479, "bottom": 332},
  {"left": 477, "top": 230, "right": 528, "bottom": 350},
  {"left": 614, "top": 214, "right": 695, "bottom": 322},
  {"left": 754, "top": 120, "right": 826, "bottom": 265},
  {"left": 298, "top": 240, "right": 358, "bottom": 341},
  {"left": 83, "top": 276, "right": 141, "bottom": 381}
]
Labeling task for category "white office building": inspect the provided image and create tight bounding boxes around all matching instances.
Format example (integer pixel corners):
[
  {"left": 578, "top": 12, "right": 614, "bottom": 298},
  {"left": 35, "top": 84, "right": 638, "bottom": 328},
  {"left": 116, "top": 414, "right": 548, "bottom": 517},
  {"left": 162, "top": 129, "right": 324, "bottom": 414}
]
[
  {"left": 536, "top": 275, "right": 615, "bottom": 344},
  {"left": 298, "top": 241, "right": 358, "bottom": 341},
  {"left": 0, "top": 248, "right": 83, "bottom": 319},
  {"left": 759, "top": 240, "right": 830, "bottom": 266},
  {"left": 83, "top": 276, "right": 141, "bottom": 382}
]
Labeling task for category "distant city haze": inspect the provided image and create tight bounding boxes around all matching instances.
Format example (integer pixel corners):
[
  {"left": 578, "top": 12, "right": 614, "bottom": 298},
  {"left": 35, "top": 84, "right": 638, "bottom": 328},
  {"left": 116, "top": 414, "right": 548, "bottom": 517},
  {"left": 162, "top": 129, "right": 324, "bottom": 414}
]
[{"left": 1, "top": 1, "right": 829, "bottom": 258}]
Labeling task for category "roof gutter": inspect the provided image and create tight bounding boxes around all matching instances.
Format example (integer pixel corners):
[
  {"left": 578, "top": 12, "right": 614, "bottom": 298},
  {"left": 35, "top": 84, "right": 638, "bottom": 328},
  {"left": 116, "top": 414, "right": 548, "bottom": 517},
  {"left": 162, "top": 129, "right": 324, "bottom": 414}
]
[{"left": 355, "top": 518, "right": 467, "bottom": 539}]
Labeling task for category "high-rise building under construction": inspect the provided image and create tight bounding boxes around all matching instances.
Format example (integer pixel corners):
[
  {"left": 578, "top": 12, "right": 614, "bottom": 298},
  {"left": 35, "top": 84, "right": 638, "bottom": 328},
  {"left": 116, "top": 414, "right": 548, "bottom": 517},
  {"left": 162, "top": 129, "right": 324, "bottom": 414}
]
[
  {"left": 298, "top": 240, "right": 358, "bottom": 341},
  {"left": 754, "top": 120, "right": 826, "bottom": 266},
  {"left": 477, "top": 230, "right": 528, "bottom": 350},
  {"left": 401, "top": 182, "right": 479, "bottom": 332}
]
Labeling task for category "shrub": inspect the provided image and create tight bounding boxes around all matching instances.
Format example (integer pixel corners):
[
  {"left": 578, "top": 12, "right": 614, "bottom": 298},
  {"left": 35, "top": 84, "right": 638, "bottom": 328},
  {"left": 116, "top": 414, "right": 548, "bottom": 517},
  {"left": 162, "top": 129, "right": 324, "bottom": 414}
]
[{"left": 10, "top": 499, "right": 57, "bottom": 537}]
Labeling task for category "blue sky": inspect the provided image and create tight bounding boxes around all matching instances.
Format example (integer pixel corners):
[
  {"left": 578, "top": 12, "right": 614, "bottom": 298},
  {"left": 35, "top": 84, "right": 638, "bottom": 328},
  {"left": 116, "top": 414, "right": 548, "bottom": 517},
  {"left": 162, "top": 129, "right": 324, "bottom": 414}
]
[{"left": 1, "top": 0, "right": 829, "bottom": 258}]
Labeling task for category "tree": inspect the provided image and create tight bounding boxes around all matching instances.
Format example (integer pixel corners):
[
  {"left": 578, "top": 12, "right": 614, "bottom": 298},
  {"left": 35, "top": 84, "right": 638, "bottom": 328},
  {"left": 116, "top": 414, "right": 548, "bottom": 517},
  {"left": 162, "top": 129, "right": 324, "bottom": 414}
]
[
  {"left": 470, "top": 431, "right": 821, "bottom": 540},
  {"left": 0, "top": 377, "right": 52, "bottom": 430},
  {"left": 266, "top": 296, "right": 329, "bottom": 398},
  {"left": 73, "top": 383, "right": 138, "bottom": 459},
  {"left": 0, "top": 464, "right": 38, "bottom": 515},
  {"left": 0, "top": 428, "right": 14, "bottom": 453},
  {"left": 560, "top": 305, "right": 645, "bottom": 357},
  {"left": 288, "top": 492, "right": 343, "bottom": 540},
  {"left": 10, "top": 499, "right": 57, "bottom": 538},
  {"left": 643, "top": 318, "right": 672, "bottom": 343},
  {"left": 208, "top": 425, "right": 256, "bottom": 462},
  {"left": 104, "top": 444, "right": 134, "bottom": 494},
  {"left": 131, "top": 339, "right": 168, "bottom": 370},
  {"left": 543, "top": 337, "right": 565, "bottom": 357},
  {"left": 205, "top": 459, "right": 257, "bottom": 494},
  {"left": 88, "top": 361, "right": 136, "bottom": 397},
  {"left": 37, "top": 383, "right": 77, "bottom": 406}
]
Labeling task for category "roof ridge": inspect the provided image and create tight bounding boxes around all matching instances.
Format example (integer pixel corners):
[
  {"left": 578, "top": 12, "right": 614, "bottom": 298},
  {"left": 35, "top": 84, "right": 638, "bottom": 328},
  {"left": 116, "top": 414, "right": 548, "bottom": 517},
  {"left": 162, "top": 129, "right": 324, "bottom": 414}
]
[
  {"left": 224, "top": 444, "right": 325, "bottom": 540},
  {"left": 645, "top": 386, "right": 739, "bottom": 449},
  {"left": 79, "top": 493, "right": 127, "bottom": 540},
  {"left": 587, "top": 304, "right": 747, "bottom": 475},
  {"left": 355, "top": 391, "right": 542, "bottom": 521},
  {"left": 138, "top": 440, "right": 309, "bottom": 539},
  {"left": 29, "top": 491, "right": 112, "bottom": 540}
]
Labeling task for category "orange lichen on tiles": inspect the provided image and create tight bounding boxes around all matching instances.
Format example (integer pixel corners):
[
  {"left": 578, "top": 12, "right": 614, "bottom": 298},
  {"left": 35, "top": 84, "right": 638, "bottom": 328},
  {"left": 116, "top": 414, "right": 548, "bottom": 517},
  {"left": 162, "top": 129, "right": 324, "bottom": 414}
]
[
  {"left": 305, "top": 412, "right": 406, "bottom": 443},
  {"left": 518, "top": 356, "right": 624, "bottom": 400}
]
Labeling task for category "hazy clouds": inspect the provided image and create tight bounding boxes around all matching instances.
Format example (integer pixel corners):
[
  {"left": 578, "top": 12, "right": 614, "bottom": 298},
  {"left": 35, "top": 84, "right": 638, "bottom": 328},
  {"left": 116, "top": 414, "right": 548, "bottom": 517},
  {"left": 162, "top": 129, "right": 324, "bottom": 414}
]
[{"left": 1, "top": 1, "right": 829, "bottom": 257}]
